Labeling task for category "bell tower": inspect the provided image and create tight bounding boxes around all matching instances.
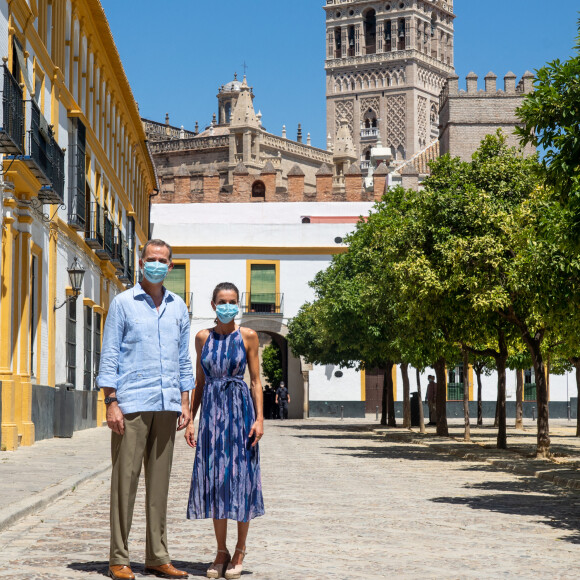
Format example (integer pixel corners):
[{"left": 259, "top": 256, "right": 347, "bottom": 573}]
[{"left": 324, "top": 0, "right": 455, "bottom": 170}]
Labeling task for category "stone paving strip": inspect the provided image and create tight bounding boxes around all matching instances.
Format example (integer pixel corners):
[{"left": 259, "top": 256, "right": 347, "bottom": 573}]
[
  {"left": 1, "top": 418, "right": 580, "bottom": 578},
  {"left": 0, "top": 427, "right": 111, "bottom": 533},
  {"left": 374, "top": 418, "right": 580, "bottom": 491}
]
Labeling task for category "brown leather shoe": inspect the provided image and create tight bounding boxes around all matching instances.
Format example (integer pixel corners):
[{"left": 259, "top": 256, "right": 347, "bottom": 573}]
[
  {"left": 145, "top": 563, "right": 188, "bottom": 578},
  {"left": 109, "top": 565, "right": 135, "bottom": 580}
]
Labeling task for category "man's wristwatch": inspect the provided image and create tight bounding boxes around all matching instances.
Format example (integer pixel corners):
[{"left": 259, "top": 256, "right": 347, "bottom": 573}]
[{"left": 104, "top": 397, "right": 118, "bottom": 405}]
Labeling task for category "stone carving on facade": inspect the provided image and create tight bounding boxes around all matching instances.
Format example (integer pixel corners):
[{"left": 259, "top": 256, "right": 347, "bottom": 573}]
[
  {"left": 361, "top": 97, "right": 380, "bottom": 119},
  {"left": 417, "top": 95, "right": 428, "bottom": 149},
  {"left": 332, "top": 68, "right": 406, "bottom": 94},
  {"left": 386, "top": 94, "right": 406, "bottom": 157},
  {"left": 334, "top": 100, "right": 355, "bottom": 135}
]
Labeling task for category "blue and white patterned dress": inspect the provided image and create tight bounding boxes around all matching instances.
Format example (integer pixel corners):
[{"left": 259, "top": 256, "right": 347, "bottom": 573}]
[{"left": 187, "top": 328, "right": 265, "bottom": 522}]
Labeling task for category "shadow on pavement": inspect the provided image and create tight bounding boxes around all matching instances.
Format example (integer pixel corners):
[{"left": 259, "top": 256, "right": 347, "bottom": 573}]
[
  {"left": 68, "top": 560, "right": 212, "bottom": 577},
  {"left": 325, "top": 444, "right": 469, "bottom": 463},
  {"left": 432, "top": 491, "right": 580, "bottom": 545}
]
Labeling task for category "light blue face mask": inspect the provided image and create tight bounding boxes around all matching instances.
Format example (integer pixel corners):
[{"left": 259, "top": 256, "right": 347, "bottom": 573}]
[
  {"left": 143, "top": 261, "right": 169, "bottom": 284},
  {"left": 215, "top": 303, "right": 239, "bottom": 323}
]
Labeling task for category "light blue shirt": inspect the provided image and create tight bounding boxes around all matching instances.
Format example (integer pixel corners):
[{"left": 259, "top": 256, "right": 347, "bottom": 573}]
[{"left": 96, "top": 283, "right": 194, "bottom": 414}]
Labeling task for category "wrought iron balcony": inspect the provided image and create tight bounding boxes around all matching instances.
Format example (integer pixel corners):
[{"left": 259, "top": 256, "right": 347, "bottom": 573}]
[
  {"left": 95, "top": 210, "right": 114, "bottom": 260},
  {"left": 241, "top": 292, "right": 284, "bottom": 315},
  {"left": 6, "top": 99, "right": 65, "bottom": 203},
  {"left": 111, "top": 227, "right": 126, "bottom": 269},
  {"left": 0, "top": 64, "right": 24, "bottom": 154},
  {"left": 85, "top": 202, "right": 104, "bottom": 250}
]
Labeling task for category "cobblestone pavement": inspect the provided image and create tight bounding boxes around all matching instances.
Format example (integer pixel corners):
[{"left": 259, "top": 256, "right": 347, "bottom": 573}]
[{"left": 1, "top": 419, "right": 580, "bottom": 579}]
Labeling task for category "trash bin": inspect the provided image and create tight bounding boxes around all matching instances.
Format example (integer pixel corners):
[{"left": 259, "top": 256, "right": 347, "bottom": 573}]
[
  {"left": 411, "top": 392, "right": 420, "bottom": 427},
  {"left": 54, "top": 383, "right": 75, "bottom": 438}
]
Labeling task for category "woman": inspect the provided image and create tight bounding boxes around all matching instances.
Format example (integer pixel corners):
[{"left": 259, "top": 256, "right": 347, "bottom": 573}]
[{"left": 185, "top": 282, "right": 265, "bottom": 579}]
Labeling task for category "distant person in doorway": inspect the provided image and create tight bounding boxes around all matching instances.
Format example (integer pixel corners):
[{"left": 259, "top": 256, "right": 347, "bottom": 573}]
[
  {"left": 263, "top": 385, "right": 276, "bottom": 419},
  {"left": 275, "top": 381, "right": 290, "bottom": 420},
  {"left": 426, "top": 375, "right": 437, "bottom": 426},
  {"left": 185, "top": 282, "right": 264, "bottom": 580}
]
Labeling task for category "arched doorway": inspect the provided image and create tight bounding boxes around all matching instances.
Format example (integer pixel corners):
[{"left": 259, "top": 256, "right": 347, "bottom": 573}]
[
  {"left": 252, "top": 180, "right": 266, "bottom": 199},
  {"left": 241, "top": 317, "right": 305, "bottom": 419}
]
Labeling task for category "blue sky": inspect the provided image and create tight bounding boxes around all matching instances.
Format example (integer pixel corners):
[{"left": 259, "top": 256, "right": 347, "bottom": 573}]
[{"left": 101, "top": 1, "right": 579, "bottom": 150}]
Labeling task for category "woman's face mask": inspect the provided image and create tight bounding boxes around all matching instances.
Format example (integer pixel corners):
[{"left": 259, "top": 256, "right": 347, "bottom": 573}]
[{"left": 215, "top": 303, "right": 239, "bottom": 323}]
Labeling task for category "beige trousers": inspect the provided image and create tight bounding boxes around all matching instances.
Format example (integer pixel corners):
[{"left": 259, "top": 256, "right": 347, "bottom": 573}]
[{"left": 110, "top": 411, "right": 177, "bottom": 567}]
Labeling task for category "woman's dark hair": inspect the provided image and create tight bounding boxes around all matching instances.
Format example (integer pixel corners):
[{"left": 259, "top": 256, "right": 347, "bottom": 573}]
[{"left": 212, "top": 282, "right": 240, "bottom": 303}]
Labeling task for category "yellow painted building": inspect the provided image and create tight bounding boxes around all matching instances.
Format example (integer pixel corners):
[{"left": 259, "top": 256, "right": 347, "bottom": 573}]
[{"left": 0, "top": 0, "right": 156, "bottom": 451}]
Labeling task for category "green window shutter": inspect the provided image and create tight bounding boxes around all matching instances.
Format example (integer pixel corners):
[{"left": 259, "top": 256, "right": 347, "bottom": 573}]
[
  {"left": 250, "top": 264, "right": 276, "bottom": 304},
  {"left": 165, "top": 264, "right": 186, "bottom": 298}
]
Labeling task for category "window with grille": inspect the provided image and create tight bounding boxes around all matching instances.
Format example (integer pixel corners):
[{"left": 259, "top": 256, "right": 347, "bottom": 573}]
[
  {"left": 83, "top": 306, "right": 92, "bottom": 390},
  {"left": 250, "top": 264, "right": 276, "bottom": 313},
  {"left": 524, "top": 368, "right": 536, "bottom": 401},
  {"left": 93, "top": 312, "right": 102, "bottom": 388},
  {"left": 447, "top": 364, "right": 464, "bottom": 401},
  {"left": 66, "top": 299, "right": 77, "bottom": 386}
]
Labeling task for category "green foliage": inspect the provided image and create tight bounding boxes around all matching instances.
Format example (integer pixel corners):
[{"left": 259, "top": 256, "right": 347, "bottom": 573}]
[
  {"left": 261, "top": 343, "right": 284, "bottom": 389},
  {"left": 516, "top": 18, "right": 580, "bottom": 217}
]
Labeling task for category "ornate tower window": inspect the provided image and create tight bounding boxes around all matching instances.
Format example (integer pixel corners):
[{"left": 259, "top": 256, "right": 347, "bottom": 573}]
[{"left": 364, "top": 9, "right": 377, "bottom": 55}]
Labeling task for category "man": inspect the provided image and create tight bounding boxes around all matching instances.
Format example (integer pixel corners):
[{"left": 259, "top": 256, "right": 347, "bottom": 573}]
[
  {"left": 425, "top": 375, "right": 438, "bottom": 426},
  {"left": 275, "top": 381, "right": 290, "bottom": 420},
  {"left": 97, "top": 239, "right": 194, "bottom": 580}
]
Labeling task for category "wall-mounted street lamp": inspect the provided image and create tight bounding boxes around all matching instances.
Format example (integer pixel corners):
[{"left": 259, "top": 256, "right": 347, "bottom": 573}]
[{"left": 54, "top": 257, "right": 86, "bottom": 310}]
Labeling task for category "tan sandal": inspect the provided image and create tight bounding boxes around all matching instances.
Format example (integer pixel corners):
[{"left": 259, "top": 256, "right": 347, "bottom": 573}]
[
  {"left": 224, "top": 547, "right": 246, "bottom": 580},
  {"left": 206, "top": 549, "right": 230, "bottom": 579}
]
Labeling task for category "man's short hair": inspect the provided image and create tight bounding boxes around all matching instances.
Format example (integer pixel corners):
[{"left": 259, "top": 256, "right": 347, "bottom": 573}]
[
  {"left": 428, "top": 375, "right": 434, "bottom": 380},
  {"left": 141, "top": 239, "right": 172, "bottom": 261}
]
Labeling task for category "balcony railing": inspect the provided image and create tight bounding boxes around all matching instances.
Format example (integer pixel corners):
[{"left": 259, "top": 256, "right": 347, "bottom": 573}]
[
  {"left": 0, "top": 64, "right": 24, "bottom": 154},
  {"left": 95, "top": 210, "right": 114, "bottom": 260},
  {"left": 361, "top": 128, "right": 379, "bottom": 139},
  {"left": 6, "top": 99, "right": 65, "bottom": 204},
  {"left": 85, "top": 202, "right": 104, "bottom": 250},
  {"left": 241, "top": 292, "right": 284, "bottom": 315},
  {"left": 111, "top": 227, "right": 125, "bottom": 270}
]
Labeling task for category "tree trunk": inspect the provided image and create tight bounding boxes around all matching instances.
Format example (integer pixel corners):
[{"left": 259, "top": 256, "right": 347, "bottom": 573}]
[
  {"left": 433, "top": 358, "right": 448, "bottom": 436},
  {"left": 380, "top": 367, "right": 387, "bottom": 426},
  {"left": 515, "top": 368, "right": 524, "bottom": 430},
  {"left": 476, "top": 367, "right": 483, "bottom": 426},
  {"left": 385, "top": 362, "right": 396, "bottom": 427},
  {"left": 462, "top": 347, "right": 471, "bottom": 441},
  {"left": 522, "top": 336, "right": 550, "bottom": 457},
  {"left": 401, "top": 363, "right": 411, "bottom": 428},
  {"left": 416, "top": 367, "right": 426, "bottom": 434},
  {"left": 496, "top": 355, "right": 508, "bottom": 449}
]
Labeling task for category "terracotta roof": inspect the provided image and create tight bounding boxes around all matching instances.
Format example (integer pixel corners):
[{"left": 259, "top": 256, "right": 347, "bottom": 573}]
[{"left": 397, "top": 140, "right": 440, "bottom": 176}]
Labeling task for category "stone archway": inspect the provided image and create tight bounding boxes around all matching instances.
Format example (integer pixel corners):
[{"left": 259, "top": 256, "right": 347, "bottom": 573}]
[{"left": 241, "top": 316, "right": 305, "bottom": 419}]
